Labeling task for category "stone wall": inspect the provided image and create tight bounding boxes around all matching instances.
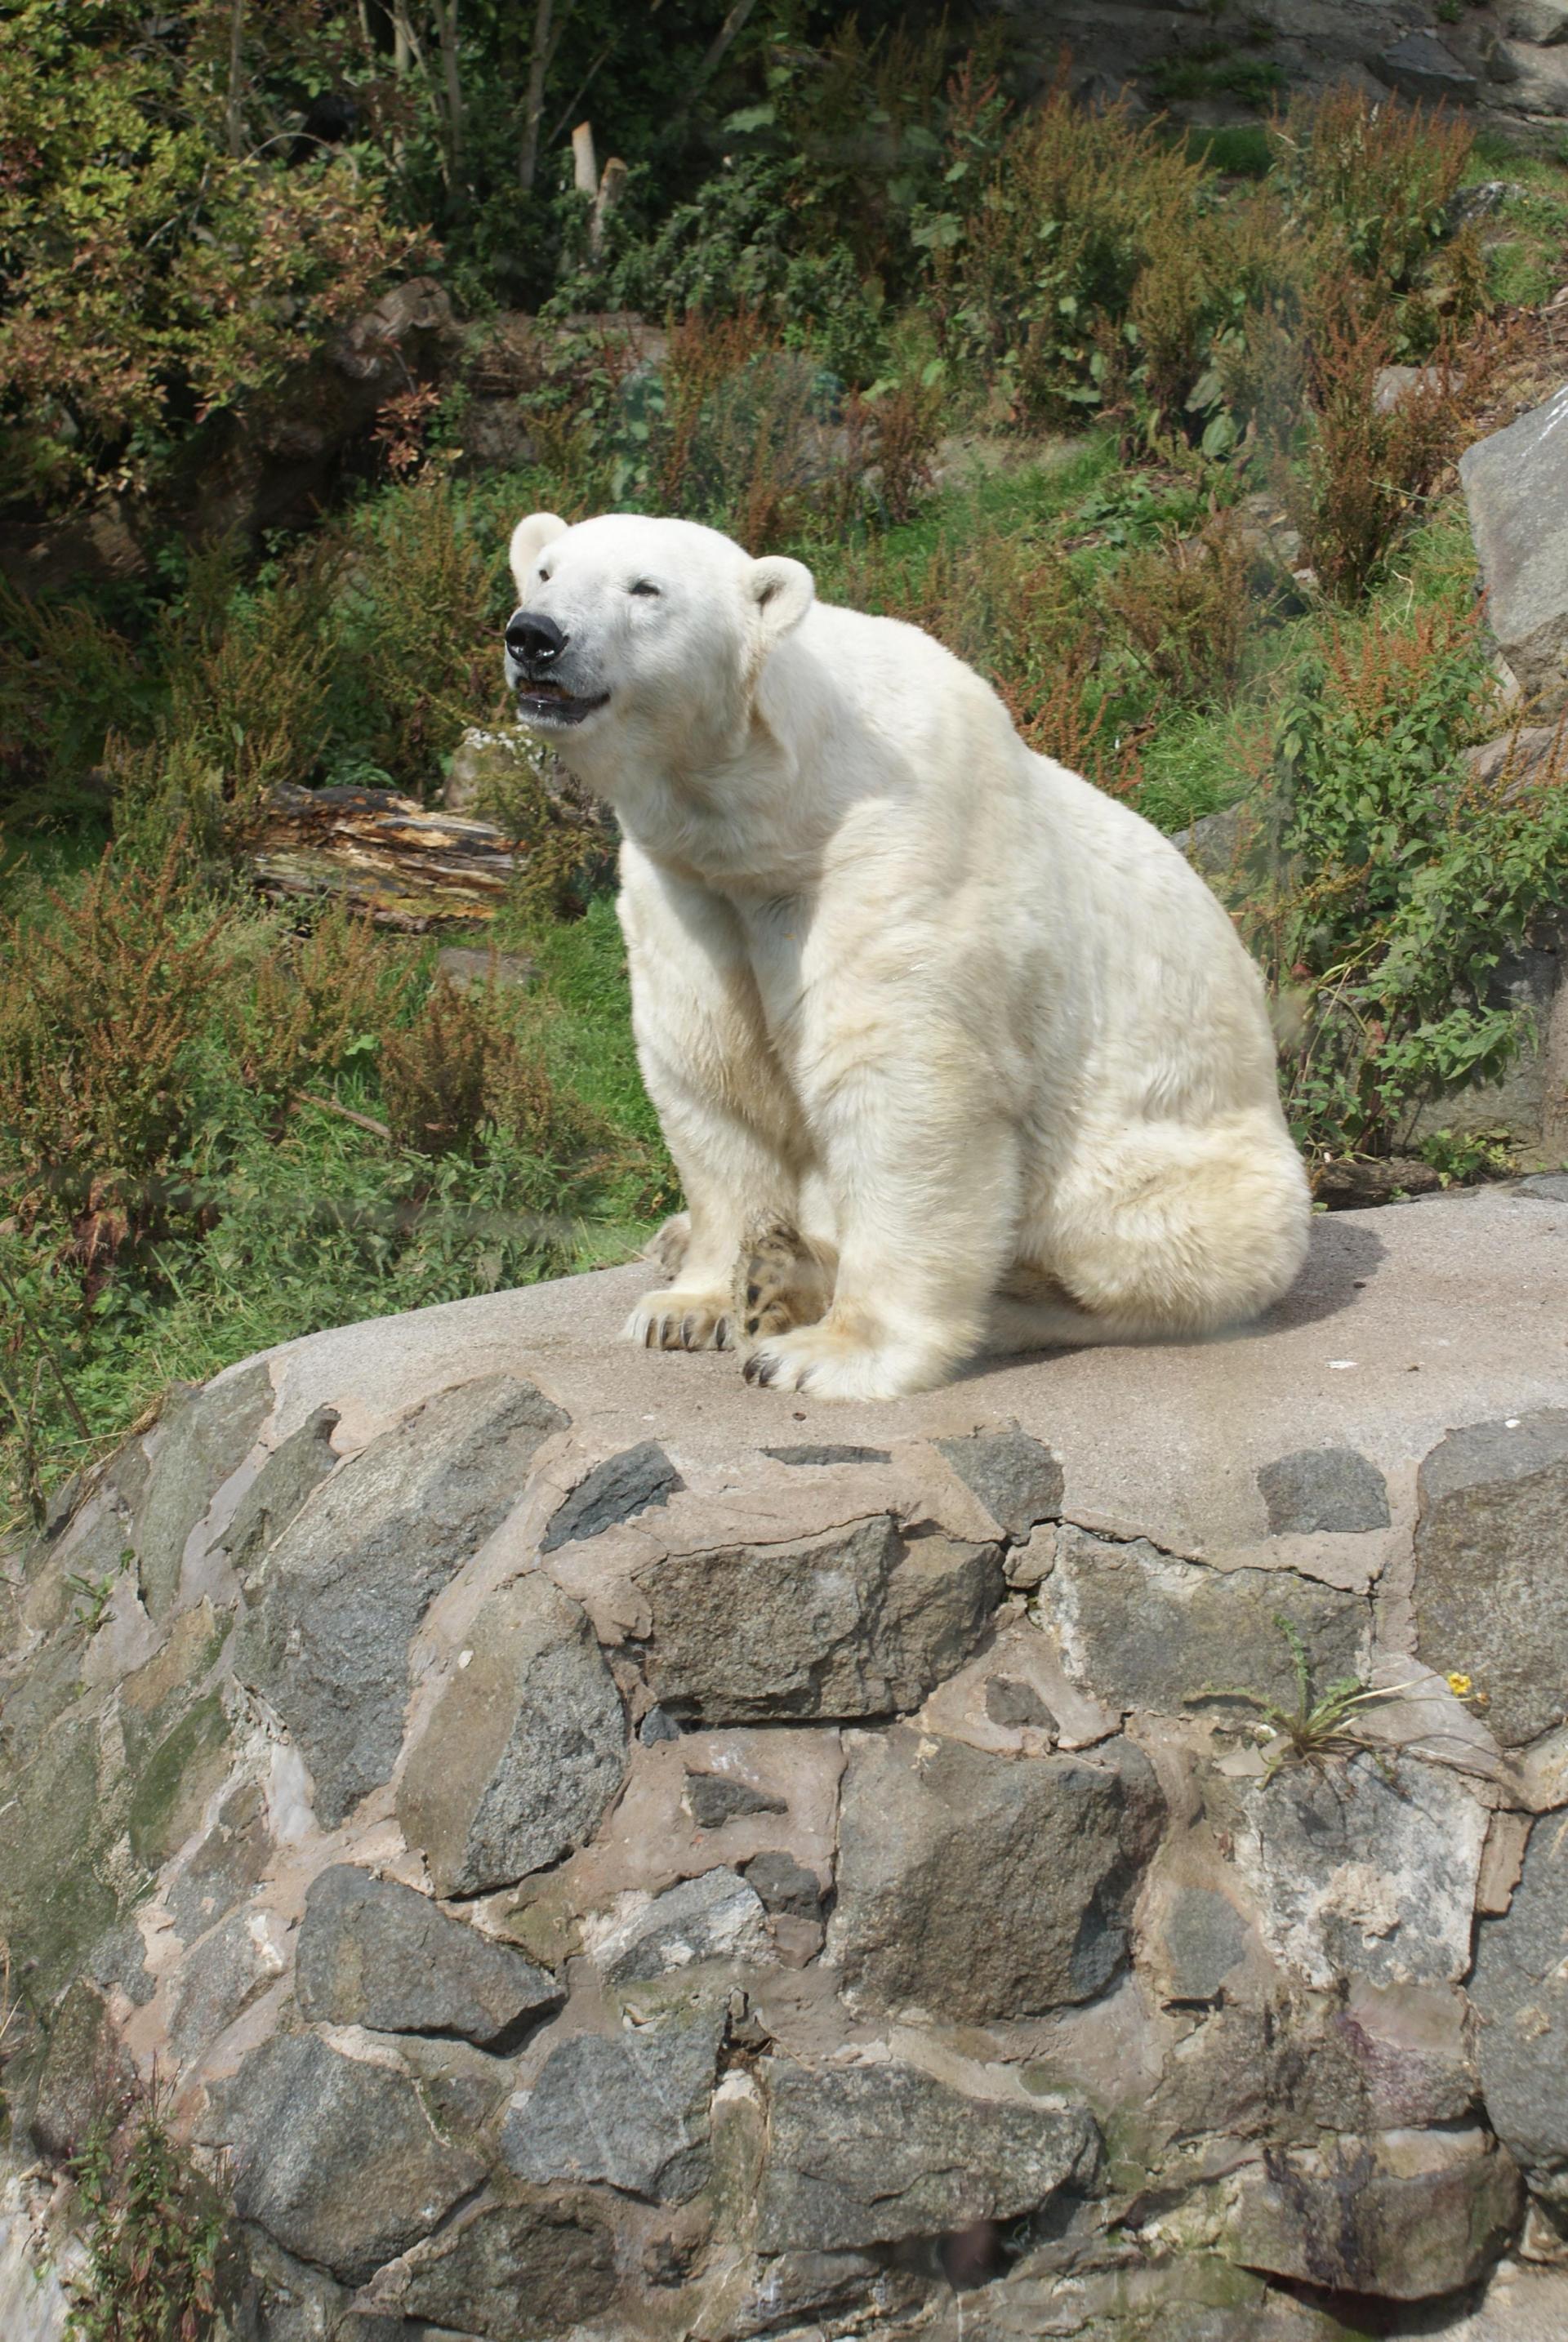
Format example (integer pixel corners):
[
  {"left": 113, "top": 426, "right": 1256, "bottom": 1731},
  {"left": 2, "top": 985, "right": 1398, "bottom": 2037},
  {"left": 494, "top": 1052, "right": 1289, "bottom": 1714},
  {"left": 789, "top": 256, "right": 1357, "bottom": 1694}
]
[{"left": 4, "top": 1185, "right": 1568, "bottom": 2339}]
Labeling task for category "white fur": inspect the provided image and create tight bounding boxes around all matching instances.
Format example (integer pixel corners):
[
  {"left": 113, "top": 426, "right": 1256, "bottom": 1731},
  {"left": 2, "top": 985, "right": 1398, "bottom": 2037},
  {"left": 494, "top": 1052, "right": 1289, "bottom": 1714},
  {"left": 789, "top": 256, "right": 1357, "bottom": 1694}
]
[{"left": 506, "top": 511, "right": 1311, "bottom": 1400}]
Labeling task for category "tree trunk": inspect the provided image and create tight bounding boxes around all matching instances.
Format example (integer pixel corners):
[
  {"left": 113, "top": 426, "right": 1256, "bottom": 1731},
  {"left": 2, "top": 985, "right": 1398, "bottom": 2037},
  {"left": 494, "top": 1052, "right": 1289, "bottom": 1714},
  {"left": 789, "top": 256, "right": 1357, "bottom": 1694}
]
[
  {"left": 248, "top": 786, "right": 522, "bottom": 930},
  {"left": 225, "top": 0, "right": 247, "bottom": 158},
  {"left": 519, "top": 0, "right": 555, "bottom": 193},
  {"left": 436, "top": 0, "right": 466, "bottom": 198}
]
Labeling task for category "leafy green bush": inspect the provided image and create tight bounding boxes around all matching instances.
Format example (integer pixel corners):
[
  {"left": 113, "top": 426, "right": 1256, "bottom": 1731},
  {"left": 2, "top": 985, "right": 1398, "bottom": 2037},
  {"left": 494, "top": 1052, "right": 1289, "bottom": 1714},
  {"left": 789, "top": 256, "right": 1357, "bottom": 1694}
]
[
  {"left": 1259, "top": 610, "right": 1568, "bottom": 1163},
  {"left": 0, "top": 0, "right": 430, "bottom": 510},
  {"left": 915, "top": 68, "right": 1223, "bottom": 427}
]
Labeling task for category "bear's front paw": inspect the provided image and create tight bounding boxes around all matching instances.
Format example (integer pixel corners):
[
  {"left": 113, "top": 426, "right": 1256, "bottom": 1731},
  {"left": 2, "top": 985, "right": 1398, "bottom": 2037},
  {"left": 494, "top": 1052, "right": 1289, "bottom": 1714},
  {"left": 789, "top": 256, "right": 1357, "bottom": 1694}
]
[
  {"left": 625, "top": 1287, "right": 736, "bottom": 1352},
  {"left": 740, "top": 1320, "right": 942, "bottom": 1401}
]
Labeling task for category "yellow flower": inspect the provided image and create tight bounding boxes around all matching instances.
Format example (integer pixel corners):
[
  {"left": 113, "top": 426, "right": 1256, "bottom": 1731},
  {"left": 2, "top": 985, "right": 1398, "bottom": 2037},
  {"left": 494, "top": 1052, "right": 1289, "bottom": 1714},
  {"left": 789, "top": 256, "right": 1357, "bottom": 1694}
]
[{"left": 1446, "top": 1672, "right": 1473, "bottom": 1699}]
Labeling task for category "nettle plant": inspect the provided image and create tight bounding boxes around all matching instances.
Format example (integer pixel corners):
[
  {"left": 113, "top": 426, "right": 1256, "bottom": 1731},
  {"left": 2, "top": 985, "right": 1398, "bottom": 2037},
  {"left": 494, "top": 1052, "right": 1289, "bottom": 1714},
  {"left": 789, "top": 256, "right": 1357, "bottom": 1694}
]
[{"left": 1251, "top": 609, "right": 1568, "bottom": 1169}]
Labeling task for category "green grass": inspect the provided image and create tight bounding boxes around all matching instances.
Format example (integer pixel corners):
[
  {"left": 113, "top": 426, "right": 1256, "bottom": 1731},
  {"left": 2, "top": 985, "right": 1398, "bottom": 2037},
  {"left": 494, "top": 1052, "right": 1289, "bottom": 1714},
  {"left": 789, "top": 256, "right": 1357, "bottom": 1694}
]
[
  {"left": 1183, "top": 122, "right": 1274, "bottom": 178},
  {"left": 1463, "top": 134, "right": 1568, "bottom": 309}
]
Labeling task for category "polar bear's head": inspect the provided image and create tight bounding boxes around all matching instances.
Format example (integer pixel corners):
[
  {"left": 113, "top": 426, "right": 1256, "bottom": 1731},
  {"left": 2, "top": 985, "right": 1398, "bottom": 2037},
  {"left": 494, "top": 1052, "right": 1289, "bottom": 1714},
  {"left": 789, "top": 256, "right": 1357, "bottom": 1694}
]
[{"left": 503, "top": 512, "right": 813, "bottom": 770}]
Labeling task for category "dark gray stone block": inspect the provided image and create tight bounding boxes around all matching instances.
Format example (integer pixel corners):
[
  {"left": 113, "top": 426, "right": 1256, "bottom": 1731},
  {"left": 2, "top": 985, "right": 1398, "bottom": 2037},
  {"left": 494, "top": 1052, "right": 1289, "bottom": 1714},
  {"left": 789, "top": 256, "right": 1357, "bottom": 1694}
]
[{"left": 296, "top": 1866, "right": 562, "bottom": 2049}]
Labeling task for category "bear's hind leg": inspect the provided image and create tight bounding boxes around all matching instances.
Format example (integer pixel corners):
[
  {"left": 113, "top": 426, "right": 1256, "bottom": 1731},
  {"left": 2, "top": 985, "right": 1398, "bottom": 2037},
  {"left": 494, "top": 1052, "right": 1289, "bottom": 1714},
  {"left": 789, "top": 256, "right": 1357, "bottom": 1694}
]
[{"left": 993, "top": 1115, "right": 1311, "bottom": 1353}]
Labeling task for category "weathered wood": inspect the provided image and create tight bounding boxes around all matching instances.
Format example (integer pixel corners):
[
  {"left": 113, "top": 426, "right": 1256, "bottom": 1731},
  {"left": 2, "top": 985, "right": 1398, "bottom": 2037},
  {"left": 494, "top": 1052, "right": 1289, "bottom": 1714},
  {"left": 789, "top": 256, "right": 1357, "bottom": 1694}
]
[{"left": 249, "top": 782, "right": 522, "bottom": 930}]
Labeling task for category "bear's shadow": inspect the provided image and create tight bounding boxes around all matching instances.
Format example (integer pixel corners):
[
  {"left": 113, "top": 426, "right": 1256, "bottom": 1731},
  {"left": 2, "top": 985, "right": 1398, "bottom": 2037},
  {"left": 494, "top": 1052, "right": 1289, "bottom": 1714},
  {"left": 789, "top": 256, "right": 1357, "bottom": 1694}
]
[{"left": 955, "top": 1211, "right": 1388, "bottom": 1382}]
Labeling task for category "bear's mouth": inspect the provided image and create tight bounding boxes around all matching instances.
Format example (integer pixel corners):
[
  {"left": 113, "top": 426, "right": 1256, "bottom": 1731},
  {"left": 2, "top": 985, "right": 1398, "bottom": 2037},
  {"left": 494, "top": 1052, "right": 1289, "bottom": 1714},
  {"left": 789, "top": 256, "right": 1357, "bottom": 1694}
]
[{"left": 514, "top": 679, "right": 610, "bottom": 728}]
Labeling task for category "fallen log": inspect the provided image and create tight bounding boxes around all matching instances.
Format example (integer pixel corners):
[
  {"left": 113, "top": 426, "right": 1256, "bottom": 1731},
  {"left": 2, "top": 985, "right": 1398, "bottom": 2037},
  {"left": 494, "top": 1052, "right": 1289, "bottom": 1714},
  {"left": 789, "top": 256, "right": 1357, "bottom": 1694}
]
[{"left": 248, "top": 782, "right": 522, "bottom": 929}]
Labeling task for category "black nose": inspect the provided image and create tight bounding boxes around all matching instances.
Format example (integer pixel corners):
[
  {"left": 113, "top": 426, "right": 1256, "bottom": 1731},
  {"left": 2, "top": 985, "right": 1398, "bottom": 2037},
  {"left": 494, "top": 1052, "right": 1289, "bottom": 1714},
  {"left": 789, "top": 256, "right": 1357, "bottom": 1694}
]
[{"left": 505, "top": 609, "right": 568, "bottom": 666}]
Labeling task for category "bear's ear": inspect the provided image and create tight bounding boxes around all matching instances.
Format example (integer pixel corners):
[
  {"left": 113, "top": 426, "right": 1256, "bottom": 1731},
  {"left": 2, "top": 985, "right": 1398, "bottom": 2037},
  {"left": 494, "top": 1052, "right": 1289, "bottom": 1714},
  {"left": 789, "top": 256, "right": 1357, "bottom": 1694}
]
[
  {"left": 509, "top": 511, "right": 568, "bottom": 597},
  {"left": 748, "top": 554, "right": 814, "bottom": 646}
]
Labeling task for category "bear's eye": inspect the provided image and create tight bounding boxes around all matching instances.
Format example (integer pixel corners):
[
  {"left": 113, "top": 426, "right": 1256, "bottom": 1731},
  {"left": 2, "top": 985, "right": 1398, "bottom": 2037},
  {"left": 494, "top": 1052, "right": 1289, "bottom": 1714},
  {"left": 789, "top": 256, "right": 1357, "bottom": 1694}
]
[
  {"left": 629, "top": 580, "right": 661, "bottom": 598},
  {"left": 537, "top": 568, "right": 550, "bottom": 583}
]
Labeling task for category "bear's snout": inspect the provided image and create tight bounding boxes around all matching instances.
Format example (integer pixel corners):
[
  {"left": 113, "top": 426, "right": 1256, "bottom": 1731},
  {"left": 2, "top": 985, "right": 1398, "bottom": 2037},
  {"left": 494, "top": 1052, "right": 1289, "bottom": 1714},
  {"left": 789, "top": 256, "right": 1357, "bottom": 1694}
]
[{"left": 505, "top": 609, "right": 569, "bottom": 671}]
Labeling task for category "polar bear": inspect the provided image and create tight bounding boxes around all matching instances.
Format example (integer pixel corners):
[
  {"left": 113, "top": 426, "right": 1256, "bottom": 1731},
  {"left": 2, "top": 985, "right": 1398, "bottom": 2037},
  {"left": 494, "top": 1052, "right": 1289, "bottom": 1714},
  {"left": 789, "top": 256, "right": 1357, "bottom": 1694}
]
[{"left": 505, "top": 510, "right": 1310, "bottom": 1401}]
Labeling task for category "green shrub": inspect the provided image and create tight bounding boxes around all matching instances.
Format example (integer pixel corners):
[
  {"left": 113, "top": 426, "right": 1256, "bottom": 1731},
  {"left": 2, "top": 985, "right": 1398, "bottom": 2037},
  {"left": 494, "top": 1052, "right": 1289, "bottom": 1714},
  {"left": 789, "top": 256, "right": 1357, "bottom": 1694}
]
[
  {"left": 69, "top": 2104, "right": 223, "bottom": 2342},
  {"left": 0, "top": 0, "right": 429, "bottom": 510},
  {"left": 916, "top": 67, "right": 1223, "bottom": 427},
  {"left": 1259, "top": 609, "right": 1568, "bottom": 1162}
]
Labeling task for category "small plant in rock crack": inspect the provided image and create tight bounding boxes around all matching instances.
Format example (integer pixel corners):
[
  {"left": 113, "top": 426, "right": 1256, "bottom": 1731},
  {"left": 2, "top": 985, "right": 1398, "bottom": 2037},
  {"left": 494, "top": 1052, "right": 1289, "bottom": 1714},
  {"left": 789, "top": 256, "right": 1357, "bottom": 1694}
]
[
  {"left": 68, "top": 2090, "right": 225, "bottom": 2342},
  {"left": 1189, "top": 1614, "right": 1416, "bottom": 1780}
]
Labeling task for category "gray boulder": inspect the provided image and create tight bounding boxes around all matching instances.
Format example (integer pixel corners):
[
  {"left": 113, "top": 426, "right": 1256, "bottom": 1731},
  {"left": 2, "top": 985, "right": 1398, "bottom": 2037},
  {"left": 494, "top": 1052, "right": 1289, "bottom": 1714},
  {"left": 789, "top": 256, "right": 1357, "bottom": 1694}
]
[
  {"left": 1042, "top": 1528, "right": 1367, "bottom": 1717},
  {"left": 589, "top": 1868, "right": 771, "bottom": 1986},
  {"left": 1255, "top": 1446, "right": 1390, "bottom": 1536},
  {"left": 1234, "top": 1753, "right": 1489, "bottom": 1989},
  {"left": 1461, "top": 385, "right": 1568, "bottom": 718},
  {"left": 1491, "top": 39, "right": 1568, "bottom": 112},
  {"left": 1378, "top": 29, "right": 1480, "bottom": 105},
  {"left": 639, "top": 1513, "right": 1003, "bottom": 1723},
  {"left": 828, "top": 1727, "right": 1163, "bottom": 2021},
  {"left": 1412, "top": 1410, "right": 1568, "bottom": 1744},
  {"left": 207, "top": 2032, "right": 486, "bottom": 2285},
  {"left": 541, "top": 1439, "right": 684, "bottom": 1551},
  {"left": 1222, "top": 2128, "right": 1522, "bottom": 2300},
  {"left": 1507, "top": 1, "right": 1568, "bottom": 40},
  {"left": 296, "top": 1866, "right": 562, "bottom": 2048},
  {"left": 755, "top": 2059, "right": 1098, "bottom": 2252},
  {"left": 397, "top": 1574, "right": 626, "bottom": 1897},
  {"left": 1472, "top": 1810, "right": 1568, "bottom": 2206},
  {"left": 397, "top": 2194, "right": 618, "bottom": 2339},
  {"left": 238, "top": 1376, "right": 568, "bottom": 1825},
  {"left": 136, "top": 1362, "right": 274, "bottom": 1619},
  {"left": 501, "top": 2004, "right": 724, "bottom": 2201},
  {"left": 933, "top": 1426, "right": 1063, "bottom": 1538}
]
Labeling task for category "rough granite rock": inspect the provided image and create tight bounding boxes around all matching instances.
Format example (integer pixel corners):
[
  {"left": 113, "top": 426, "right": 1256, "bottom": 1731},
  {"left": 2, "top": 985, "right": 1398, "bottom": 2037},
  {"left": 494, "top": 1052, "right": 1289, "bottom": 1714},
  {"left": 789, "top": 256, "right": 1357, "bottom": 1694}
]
[
  {"left": 828, "top": 1727, "right": 1164, "bottom": 2020},
  {"left": 163, "top": 1781, "right": 272, "bottom": 1944},
  {"left": 31, "top": 1981, "right": 135, "bottom": 2158},
  {"left": 1232, "top": 1752, "right": 1490, "bottom": 1989},
  {"left": 208, "top": 2032, "right": 486, "bottom": 2285},
  {"left": 135, "top": 1362, "right": 274, "bottom": 1619},
  {"left": 501, "top": 2004, "right": 724, "bottom": 2201},
  {"left": 684, "top": 1769, "right": 786, "bottom": 1828},
  {"left": 1472, "top": 1811, "right": 1568, "bottom": 2206},
  {"left": 1255, "top": 1447, "right": 1391, "bottom": 1536},
  {"left": 1460, "top": 385, "right": 1568, "bottom": 718},
  {"left": 639, "top": 1514, "right": 1004, "bottom": 1723},
  {"left": 933, "top": 1427, "right": 1064, "bottom": 1538},
  {"left": 0, "top": 1712, "right": 127, "bottom": 2001},
  {"left": 239, "top": 1375, "right": 569, "bottom": 1826},
  {"left": 1222, "top": 2128, "right": 1523, "bottom": 2300},
  {"left": 1043, "top": 1529, "right": 1367, "bottom": 1718},
  {"left": 295, "top": 1866, "right": 563, "bottom": 2048},
  {"left": 589, "top": 1868, "right": 771, "bottom": 1985},
  {"left": 1412, "top": 1410, "right": 1568, "bottom": 1745},
  {"left": 743, "top": 1850, "right": 825, "bottom": 1920},
  {"left": 1508, "top": 0, "right": 1568, "bottom": 41},
  {"left": 397, "top": 1573, "right": 626, "bottom": 1896},
  {"left": 541, "top": 1440, "right": 684, "bottom": 1550},
  {"left": 1160, "top": 1886, "right": 1254, "bottom": 2003},
  {"left": 755, "top": 2059, "right": 1099, "bottom": 2252},
  {"left": 1379, "top": 28, "right": 1480, "bottom": 106},
  {"left": 214, "top": 1406, "right": 339, "bottom": 1579},
  {"left": 166, "top": 1904, "right": 285, "bottom": 2066},
  {"left": 1147, "top": 1987, "right": 1479, "bottom": 2148},
  {"left": 395, "top": 2193, "right": 618, "bottom": 2338}
]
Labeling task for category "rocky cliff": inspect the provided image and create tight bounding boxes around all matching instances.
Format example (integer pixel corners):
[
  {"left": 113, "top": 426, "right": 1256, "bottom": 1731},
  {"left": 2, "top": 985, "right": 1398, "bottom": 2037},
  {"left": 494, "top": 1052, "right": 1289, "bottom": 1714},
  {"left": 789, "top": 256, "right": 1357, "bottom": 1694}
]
[{"left": 5, "top": 1182, "right": 1568, "bottom": 2338}]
